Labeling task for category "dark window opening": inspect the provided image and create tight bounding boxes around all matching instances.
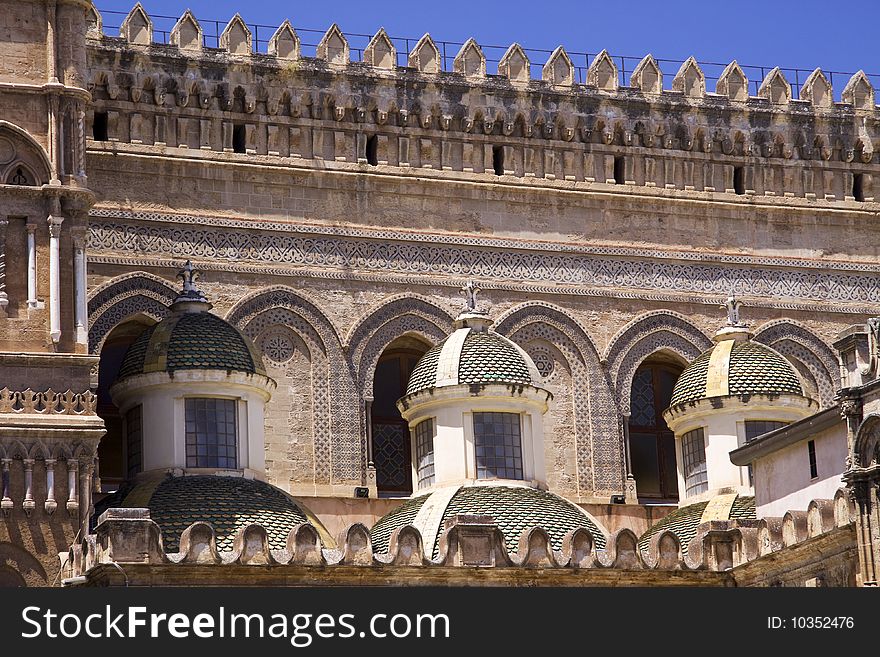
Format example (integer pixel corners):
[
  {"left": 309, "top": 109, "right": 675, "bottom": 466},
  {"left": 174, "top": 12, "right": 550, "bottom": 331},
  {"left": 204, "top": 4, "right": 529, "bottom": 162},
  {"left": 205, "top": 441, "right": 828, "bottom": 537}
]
[
  {"left": 414, "top": 419, "right": 435, "bottom": 490},
  {"left": 9, "top": 167, "right": 29, "bottom": 185},
  {"left": 232, "top": 124, "right": 246, "bottom": 153},
  {"left": 93, "top": 112, "right": 108, "bottom": 141},
  {"left": 808, "top": 440, "right": 818, "bottom": 479},
  {"left": 628, "top": 361, "right": 682, "bottom": 502},
  {"left": 371, "top": 349, "right": 425, "bottom": 496},
  {"left": 366, "top": 134, "right": 378, "bottom": 166},
  {"left": 734, "top": 166, "right": 745, "bottom": 194},
  {"left": 613, "top": 155, "right": 625, "bottom": 184},
  {"left": 745, "top": 420, "right": 789, "bottom": 443},
  {"left": 492, "top": 145, "right": 504, "bottom": 175},
  {"left": 125, "top": 405, "right": 143, "bottom": 479},
  {"left": 853, "top": 173, "right": 864, "bottom": 202}
]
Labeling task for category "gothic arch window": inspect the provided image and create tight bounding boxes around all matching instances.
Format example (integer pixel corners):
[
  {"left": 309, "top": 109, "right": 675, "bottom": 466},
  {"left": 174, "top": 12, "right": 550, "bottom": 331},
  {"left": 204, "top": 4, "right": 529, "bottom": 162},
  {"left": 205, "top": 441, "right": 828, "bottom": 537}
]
[
  {"left": 5, "top": 163, "right": 36, "bottom": 186},
  {"left": 371, "top": 340, "right": 428, "bottom": 496},
  {"left": 96, "top": 318, "right": 156, "bottom": 491},
  {"left": 628, "top": 359, "right": 682, "bottom": 502}
]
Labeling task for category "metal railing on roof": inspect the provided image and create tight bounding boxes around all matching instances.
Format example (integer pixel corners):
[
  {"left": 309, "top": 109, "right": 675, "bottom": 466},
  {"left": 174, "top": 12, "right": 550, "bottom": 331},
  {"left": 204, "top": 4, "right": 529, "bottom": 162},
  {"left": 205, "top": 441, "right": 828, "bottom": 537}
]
[{"left": 96, "top": 8, "right": 878, "bottom": 100}]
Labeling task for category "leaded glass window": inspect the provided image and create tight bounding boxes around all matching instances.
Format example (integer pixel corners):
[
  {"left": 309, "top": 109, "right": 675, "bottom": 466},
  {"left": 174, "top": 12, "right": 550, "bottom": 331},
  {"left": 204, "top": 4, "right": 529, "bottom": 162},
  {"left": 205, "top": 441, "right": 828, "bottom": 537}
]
[
  {"left": 681, "top": 427, "right": 708, "bottom": 497},
  {"left": 185, "top": 398, "right": 238, "bottom": 469},
  {"left": 125, "top": 404, "right": 143, "bottom": 478},
  {"left": 414, "top": 419, "right": 435, "bottom": 489},
  {"left": 473, "top": 412, "right": 523, "bottom": 480}
]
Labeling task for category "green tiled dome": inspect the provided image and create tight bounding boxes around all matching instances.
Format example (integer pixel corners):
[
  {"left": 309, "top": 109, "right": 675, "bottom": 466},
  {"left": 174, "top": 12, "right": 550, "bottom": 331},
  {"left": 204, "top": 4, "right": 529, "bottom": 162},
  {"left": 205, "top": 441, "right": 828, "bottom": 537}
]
[
  {"left": 118, "top": 310, "right": 266, "bottom": 381},
  {"left": 669, "top": 339, "right": 802, "bottom": 407},
  {"left": 637, "top": 495, "right": 756, "bottom": 556},
  {"left": 371, "top": 485, "right": 606, "bottom": 559},
  {"left": 406, "top": 328, "right": 534, "bottom": 395},
  {"left": 121, "top": 475, "right": 315, "bottom": 552}
]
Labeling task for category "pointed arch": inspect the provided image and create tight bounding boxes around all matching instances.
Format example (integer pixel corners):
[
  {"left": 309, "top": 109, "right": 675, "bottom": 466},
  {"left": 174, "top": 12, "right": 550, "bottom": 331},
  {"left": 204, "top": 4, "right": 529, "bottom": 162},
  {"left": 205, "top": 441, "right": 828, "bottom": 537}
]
[
  {"left": 603, "top": 311, "right": 713, "bottom": 415},
  {"left": 587, "top": 50, "right": 618, "bottom": 91},
  {"left": 631, "top": 54, "right": 662, "bottom": 94},
  {"left": 363, "top": 28, "right": 395, "bottom": 68},
  {"left": 753, "top": 319, "right": 839, "bottom": 408},
  {"left": 408, "top": 34, "right": 441, "bottom": 74},
  {"left": 499, "top": 43, "right": 530, "bottom": 83},
  {"left": 346, "top": 295, "right": 455, "bottom": 398},
  {"left": 855, "top": 414, "right": 880, "bottom": 468},
  {"left": 87, "top": 272, "right": 176, "bottom": 354},
  {"left": 0, "top": 121, "right": 51, "bottom": 185},
  {"left": 454, "top": 38, "right": 486, "bottom": 78},
  {"left": 716, "top": 61, "right": 749, "bottom": 101},
  {"left": 543, "top": 47, "right": 574, "bottom": 87},
  {"left": 672, "top": 57, "right": 705, "bottom": 98},
  {"left": 495, "top": 302, "right": 622, "bottom": 498},
  {"left": 0, "top": 542, "right": 47, "bottom": 586}
]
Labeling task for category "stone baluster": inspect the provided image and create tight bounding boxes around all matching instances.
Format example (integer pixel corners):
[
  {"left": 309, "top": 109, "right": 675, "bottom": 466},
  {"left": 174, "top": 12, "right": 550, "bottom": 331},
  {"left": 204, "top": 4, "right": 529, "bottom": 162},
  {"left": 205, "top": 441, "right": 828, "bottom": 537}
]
[
  {"left": 1, "top": 459, "right": 12, "bottom": 515},
  {"left": 45, "top": 459, "right": 57, "bottom": 514},
  {"left": 66, "top": 458, "right": 79, "bottom": 514},
  {"left": 48, "top": 206, "right": 63, "bottom": 343},
  {"left": 22, "top": 459, "right": 35, "bottom": 516}
]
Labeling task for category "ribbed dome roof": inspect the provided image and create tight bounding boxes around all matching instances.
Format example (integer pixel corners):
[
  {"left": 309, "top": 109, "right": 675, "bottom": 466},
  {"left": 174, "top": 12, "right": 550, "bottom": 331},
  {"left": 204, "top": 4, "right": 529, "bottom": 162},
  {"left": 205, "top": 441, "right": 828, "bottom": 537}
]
[
  {"left": 370, "top": 485, "right": 606, "bottom": 558},
  {"left": 637, "top": 495, "right": 756, "bottom": 556},
  {"left": 669, "top": 338, "right": 802, "bottom": 407},
  {"left": 406, "top": 327, "right": 537, "bottom": 395},
  {"left": 117, "top": 309, "right": 266, "bottom": 381},
  {"left": 118, "top": 475, "right": 321, "bottom": 552}
]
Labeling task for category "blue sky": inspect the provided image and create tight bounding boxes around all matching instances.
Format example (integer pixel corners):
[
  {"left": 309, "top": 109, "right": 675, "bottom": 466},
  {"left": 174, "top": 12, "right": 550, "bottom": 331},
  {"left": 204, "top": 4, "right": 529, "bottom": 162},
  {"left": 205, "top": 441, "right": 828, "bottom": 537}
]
[{"left": 95, "top": 1, "right": 878, "bottom": 94}]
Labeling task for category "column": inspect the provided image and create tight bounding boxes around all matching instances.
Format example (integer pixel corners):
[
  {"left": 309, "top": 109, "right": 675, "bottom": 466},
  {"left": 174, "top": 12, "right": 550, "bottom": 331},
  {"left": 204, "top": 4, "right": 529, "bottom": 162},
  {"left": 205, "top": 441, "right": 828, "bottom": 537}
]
[
  {"left": 73, "top": 231, "right": 87, "bottom": 346},
  {"left": 66, "top": 458, "right": 79, "bottom": 514},
  {"left": 22, "top": 459, "right": 35, "bottom": 516},
  {"left": 48, "top": 209, "right": 63, "bottom": 344},
  {"left": 0, "top": 218, "right": 8, "bottom": 315},
  {"left": 45, "top": 459, "right": 57, "bottom": 515},
  {"left": 0, "top": 459, "right": 11, "bottom": 515},
  {"left": 26, "top": 221, "right": 38, "bottom": 308}
]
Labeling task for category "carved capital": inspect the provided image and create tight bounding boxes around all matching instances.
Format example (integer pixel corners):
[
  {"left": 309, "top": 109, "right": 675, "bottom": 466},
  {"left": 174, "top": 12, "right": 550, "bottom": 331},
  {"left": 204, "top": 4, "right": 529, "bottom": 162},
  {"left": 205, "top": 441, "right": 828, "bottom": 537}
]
[
  {"left": 840, "top": 397, "right": 863, "bottom": 419},
  {"left": 47, "top": 215, "right": 64, "bottom": 239}
]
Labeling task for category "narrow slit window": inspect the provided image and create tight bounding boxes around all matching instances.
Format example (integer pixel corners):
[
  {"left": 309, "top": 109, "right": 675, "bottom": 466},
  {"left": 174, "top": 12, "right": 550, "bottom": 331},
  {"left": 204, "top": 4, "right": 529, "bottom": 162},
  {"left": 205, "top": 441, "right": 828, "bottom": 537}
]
[
  {"left": 733, "top": 166, "right": 745, "bottom": 194},
  {"left": 492, "top": 145, "right": 504, "bottom": 176},
  {"left": 92, "top": 112, "right": 108, "bottom": 141},
  {"left": 232, "top": 124, "right": 246, "bottom": 153},
  {"left": 613, "top": 155, "right": 625, "bottom": 184},
  {"left": 853, "top": 173, "right": 864, "bottom": 201},
  {"left": 808, "top": 440, "right": 818, "bottom": 479},
  {"left": 366, "top": 134, "right": 378, "bottom": 166}
]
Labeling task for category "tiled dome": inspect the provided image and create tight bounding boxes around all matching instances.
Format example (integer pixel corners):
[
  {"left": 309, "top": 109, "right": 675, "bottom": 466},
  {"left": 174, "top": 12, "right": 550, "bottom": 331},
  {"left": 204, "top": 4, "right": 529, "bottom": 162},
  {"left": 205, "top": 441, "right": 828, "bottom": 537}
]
[
  {"left": 637, "top": 495, "right": 756, "bottom": 556},
  {"left": 117, "top": 307, "right": 266, "bottom": 381},
  {"left": 371, "top": 485, "right": 606, "bottom": 558},
  {"left": 406, "top": 327, "right": 536, "bottom": 395},
  {"left": 669, "top": 338, "right": 802, "bottom": 407},
  {"left": 118, "top": 475, "right": 321, "bottom": 552}
]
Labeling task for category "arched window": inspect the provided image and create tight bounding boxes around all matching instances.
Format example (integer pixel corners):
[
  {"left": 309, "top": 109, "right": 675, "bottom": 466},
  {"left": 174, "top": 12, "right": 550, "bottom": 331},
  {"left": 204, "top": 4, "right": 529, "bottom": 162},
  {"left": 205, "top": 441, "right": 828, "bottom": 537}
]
[
  {"left": 628, "top": 360, "right": 682, "bottom": 502},
  {"left": 96, "top": 319, "right": 155, "bottom": 491},
  {"left": 371, "top": 346, "right": 427, "bottom": 495}
]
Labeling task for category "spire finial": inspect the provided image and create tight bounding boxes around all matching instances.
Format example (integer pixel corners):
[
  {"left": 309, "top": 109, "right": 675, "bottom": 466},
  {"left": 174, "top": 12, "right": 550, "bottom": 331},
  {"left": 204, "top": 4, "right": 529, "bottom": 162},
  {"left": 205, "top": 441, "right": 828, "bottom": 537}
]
[
  {"left": 172, "top": 260, "right": 211, "bottom": 310},
  {"left": 723, "top": 294, "right": 745, "bottom": 327},
  {"left": 713, "top": 294, "right": 751, "bottom": 342},
  {"left": 461, "top": 280, "right": 480, "bottom": 312}
]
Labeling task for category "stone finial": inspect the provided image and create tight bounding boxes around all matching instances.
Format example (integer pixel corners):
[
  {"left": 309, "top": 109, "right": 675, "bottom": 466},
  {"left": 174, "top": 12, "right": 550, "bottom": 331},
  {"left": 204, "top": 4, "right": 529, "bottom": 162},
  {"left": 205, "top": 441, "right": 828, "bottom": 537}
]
[
  {"left": 672, "top": 57, "right": 705, "bottom": 98},
  {"left": 630, "top": 54, "right": 662, "bottom": 94},
  {"left": 453, "top": 38, "right": 486, "bottom": 78},
  {"left": 268, "top": 20, "right": 299, "bottom": 60},
  {"left": 758, "top": 67, "right": 791, "bottom": 105},
  {"left": 317, "top": 24, "right": 349, "bottom": 66},
  {"left": 460, "top": 280, "right": 480, "bottom": 312},
  {"left": 800, "top": 68, "right": 833, "bottom": 108},
  {"left": 587, "top": 49, "right": 618, "bottom": 91},
  {"left": 543, "top": 46, "right": 574, "bottom": 87},
  {"left": 723, "top": 294, "right": 744, "bottom": 327},
  {"left": 86, "top": 3, "right": 102, "bottom": 37},
  {"left": 220, "top": 13, "right": 252, "bottom": 56},
  {"left": 169, "top": 9, "right": 203, "bottom": 52},
  {"left": 498, "top": 43, "right": 530, "bottom": 84},
  {"left": 363, "top": 28, "right": 396, "bottom": 68},
  {"left": 120, "top": 4, "right": 152, "bottom": 45},
  {"left": 716, "top": 60, "right": 749, "bottom": 101},
  {"left": 409, "top": 34, "right": 441, "bottom": 73},
  {"left": 842, "top": 71, "right": 875, "bottom": 110},
  {"left": 172, "top": 260, "right": 210, "bottom": 309}
]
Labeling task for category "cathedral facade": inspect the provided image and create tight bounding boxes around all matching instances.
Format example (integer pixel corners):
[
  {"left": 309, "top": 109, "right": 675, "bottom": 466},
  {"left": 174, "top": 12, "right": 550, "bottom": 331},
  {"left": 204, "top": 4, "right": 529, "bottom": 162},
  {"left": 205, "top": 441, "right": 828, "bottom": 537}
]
[{"left": 1, "top": 1, "right": 879, "bottom": 587}]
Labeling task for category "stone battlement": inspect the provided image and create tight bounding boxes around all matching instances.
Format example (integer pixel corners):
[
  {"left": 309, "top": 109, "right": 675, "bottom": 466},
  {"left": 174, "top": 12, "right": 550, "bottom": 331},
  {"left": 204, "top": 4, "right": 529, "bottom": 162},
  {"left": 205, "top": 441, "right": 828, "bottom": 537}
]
[{"left": 82, "top": 5, "right": 880, "bottom": 205}]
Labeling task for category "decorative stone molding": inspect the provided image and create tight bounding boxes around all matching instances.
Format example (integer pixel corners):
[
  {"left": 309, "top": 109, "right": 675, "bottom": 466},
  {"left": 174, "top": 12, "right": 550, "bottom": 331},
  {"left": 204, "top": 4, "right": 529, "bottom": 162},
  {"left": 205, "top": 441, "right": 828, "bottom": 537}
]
[{"left": 0, "top": 388, "right": 97, "bottom": 415}]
